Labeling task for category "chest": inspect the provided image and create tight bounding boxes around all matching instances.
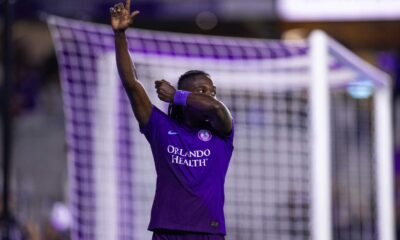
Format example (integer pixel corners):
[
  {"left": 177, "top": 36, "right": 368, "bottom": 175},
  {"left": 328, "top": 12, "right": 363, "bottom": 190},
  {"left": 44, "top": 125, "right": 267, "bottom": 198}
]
[{"left": 158, "top": 126, "right": 225, "bottom": 165}]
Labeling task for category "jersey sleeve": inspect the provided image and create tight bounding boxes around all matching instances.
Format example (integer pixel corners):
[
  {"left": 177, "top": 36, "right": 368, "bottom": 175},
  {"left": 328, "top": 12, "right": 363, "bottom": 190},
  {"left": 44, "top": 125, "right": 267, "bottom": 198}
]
[{"left": 139, "top": 106, "right": 169, "bottom": 141}]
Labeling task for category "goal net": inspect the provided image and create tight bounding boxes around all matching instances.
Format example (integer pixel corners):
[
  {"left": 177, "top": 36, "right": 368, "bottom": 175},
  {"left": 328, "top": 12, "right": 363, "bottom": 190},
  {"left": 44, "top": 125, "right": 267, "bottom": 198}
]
[{"left": 47, "top": 16, "right": 393, "bottom": 240}]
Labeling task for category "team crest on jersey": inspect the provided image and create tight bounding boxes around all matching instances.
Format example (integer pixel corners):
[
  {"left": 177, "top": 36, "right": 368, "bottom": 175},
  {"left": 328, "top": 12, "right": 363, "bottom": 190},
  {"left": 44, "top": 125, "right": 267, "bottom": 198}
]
[{"left": 198, "top": 129, "right": 212, "bottom": 142}]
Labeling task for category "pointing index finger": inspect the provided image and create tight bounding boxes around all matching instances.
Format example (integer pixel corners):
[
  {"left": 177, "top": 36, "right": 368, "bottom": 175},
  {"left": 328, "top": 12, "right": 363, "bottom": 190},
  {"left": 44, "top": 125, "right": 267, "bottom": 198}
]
[{"left": 125, "top": 0, "right": 131, "bottom": 12}]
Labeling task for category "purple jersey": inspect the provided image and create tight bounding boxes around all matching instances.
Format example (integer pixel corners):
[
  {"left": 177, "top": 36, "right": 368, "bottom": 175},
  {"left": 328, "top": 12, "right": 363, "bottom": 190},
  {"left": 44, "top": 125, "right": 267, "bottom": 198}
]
[{"left": 140, "top": 106, "right": 234, "bottom": 235}]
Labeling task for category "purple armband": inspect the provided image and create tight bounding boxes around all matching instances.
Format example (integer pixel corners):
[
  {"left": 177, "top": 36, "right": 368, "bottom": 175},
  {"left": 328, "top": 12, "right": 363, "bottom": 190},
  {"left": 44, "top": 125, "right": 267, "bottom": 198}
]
[{"left": 173, "top": 90, "right": 191, "bottom": 106}]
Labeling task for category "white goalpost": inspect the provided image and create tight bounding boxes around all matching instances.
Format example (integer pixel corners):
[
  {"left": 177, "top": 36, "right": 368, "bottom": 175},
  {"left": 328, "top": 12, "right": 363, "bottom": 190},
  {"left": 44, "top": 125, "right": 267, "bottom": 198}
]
[
  {"left": 309, "top": 30, "right": 394, "bottom": 240},
  {"left": 310, "top": 30, "right": 333, "bottom": 240}
]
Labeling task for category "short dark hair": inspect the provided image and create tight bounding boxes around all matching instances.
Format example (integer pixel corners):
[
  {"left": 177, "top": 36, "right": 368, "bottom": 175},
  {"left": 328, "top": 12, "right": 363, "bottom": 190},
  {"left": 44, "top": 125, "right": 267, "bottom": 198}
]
[
  {"left": 177, "top": 70, "right": 210, "bottom": 90},
  {"left": 169, "top": 70, "right": 210, "bottom": 122}
]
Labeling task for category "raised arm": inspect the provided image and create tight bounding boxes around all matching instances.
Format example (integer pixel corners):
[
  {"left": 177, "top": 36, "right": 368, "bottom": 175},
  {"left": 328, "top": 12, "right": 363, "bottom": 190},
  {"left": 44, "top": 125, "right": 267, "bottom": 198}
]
[{"left": 110, "top": 0, "right": 152, "bottom": 126}]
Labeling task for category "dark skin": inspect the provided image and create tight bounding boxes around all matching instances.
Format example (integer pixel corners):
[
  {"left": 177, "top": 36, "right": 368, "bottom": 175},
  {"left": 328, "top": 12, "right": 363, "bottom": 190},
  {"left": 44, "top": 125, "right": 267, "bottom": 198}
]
[{"left": 110, "top": 0, "right": 232, "bottom": 135}]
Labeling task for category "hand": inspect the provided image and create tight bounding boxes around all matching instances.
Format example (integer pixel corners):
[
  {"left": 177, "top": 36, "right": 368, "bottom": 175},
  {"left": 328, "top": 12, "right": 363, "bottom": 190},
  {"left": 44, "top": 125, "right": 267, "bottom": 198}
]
[
  {"left": 155, "top": 80, "right": 176, "bottom": 103},
  {"left": 110, "top": 0, "right": 140, "bottom": 33}
]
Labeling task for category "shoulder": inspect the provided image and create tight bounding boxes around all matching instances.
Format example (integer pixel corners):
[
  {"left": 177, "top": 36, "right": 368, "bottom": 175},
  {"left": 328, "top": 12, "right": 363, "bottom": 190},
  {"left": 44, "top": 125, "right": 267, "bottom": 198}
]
[
  {"left": 140, "top": 105, "right": 173, "bottom": 134},
  {"left": 151, "top": 105, "right": 169, "bottom": 118}
]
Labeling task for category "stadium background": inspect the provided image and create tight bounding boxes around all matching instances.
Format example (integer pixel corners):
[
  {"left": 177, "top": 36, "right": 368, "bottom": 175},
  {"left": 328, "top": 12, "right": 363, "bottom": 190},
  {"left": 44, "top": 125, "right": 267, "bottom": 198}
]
[{"left": 0, "top": 0, "right": 400, "bottom": 239}]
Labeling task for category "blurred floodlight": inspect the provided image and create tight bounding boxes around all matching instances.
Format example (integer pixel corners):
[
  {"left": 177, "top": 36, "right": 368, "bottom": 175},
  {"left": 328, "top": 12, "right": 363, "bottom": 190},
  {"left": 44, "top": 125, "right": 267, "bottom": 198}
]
[
  {"left": 50, "top": 202, "right": 72, "bottom": 231},
  {"left": 347, "top": 79, "right": 375, "bottom": 99},
  {"left": 281, "top": 28, "right": 309, "bottom": 40},
  {"left": 196, "top": 11, "right": 218, "bottom": 31},
  {"left": 278, "top": 0, "right": 400, "bottom": 21}
]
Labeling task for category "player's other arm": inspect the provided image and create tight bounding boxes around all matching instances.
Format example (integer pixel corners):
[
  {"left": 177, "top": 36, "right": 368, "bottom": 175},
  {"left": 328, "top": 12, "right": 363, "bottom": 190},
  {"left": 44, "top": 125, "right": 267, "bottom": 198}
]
[
  {"left": 186, "top": 93, "right": 233, "bottom": 135},
  {"left": 111, "top": 0, "right": 152, "bottom": 126},
  {"left": 156, "top": 80, "right": 232, "bottom": 136}
]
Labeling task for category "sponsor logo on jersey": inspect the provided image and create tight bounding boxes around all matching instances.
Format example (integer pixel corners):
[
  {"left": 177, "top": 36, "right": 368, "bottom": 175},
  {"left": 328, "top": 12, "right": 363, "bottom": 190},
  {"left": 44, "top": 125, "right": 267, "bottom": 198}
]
[{"left": 167, "top": 145, "right": 211, "bottom": 167}]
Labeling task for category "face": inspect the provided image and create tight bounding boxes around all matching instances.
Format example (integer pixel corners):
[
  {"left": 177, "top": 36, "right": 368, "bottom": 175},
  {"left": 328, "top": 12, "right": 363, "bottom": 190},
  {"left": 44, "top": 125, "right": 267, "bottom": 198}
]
[{"left": 181, "top": 75, "right": 217, "bottom": 98}]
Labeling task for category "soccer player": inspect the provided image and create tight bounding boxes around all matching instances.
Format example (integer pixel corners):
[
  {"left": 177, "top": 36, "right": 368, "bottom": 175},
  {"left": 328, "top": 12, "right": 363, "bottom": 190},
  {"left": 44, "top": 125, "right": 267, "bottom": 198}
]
[{"left": 110, "top": 1, "right": 234, "bottom": 239}]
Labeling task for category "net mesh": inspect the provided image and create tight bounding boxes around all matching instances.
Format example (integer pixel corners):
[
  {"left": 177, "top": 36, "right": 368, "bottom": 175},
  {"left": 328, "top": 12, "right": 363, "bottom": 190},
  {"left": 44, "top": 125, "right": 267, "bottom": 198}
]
[
  {"left": 331, "top": 90, "right": 377, "bottom": 240},
  {"left": 47, "top": 16, "right": 383, "bottom": 240}
]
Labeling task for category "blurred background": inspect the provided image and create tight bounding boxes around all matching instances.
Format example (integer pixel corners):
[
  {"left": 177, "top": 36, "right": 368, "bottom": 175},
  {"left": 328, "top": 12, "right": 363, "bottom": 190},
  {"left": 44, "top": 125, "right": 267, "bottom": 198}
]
[{"left": 0, "top": 0, "right": 400, "bottom": 239}]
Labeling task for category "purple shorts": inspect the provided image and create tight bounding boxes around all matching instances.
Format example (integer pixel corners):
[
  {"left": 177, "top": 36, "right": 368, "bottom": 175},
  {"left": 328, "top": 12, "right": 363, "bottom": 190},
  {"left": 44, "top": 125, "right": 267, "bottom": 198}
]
[{"left": 152, "top": 230, "right": 225, "bottom": 240}]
